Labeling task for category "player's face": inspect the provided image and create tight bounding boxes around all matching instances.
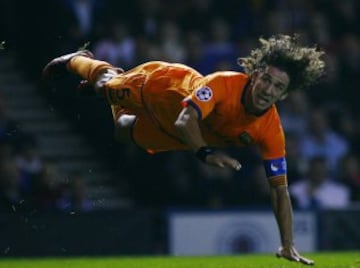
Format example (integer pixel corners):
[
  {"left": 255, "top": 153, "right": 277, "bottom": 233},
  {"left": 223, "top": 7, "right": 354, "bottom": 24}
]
[{"left": 251, "top": 66, "right": 290, "bottom": 110}]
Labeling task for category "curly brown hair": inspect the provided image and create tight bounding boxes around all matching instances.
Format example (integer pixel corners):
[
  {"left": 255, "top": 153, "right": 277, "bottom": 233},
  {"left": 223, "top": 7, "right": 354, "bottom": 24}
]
[{"left": 238, "top": 34, "right": 326, "bottom": 91}]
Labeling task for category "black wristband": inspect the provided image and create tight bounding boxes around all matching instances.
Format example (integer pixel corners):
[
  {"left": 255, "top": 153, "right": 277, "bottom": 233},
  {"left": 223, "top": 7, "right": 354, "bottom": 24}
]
[{"left": 195, "top": 146, "right": 215, "bottom": 162}]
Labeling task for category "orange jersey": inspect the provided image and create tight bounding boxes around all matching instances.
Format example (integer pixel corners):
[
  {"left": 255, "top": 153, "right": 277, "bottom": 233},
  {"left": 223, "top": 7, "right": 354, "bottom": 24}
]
[
  {"left": 183, "top": 71, "right": 286, "bottom": 160},
  {"left": 103, "top": 61, "right": 285, "bottom": 160}
]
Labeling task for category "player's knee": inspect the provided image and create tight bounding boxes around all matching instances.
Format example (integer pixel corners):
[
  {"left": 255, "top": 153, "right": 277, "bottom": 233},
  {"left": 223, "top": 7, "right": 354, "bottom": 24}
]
[
  {"left": 114, "top": 114, "right": 136, "bottom": 143},
  {"left": 94, "top": 69, "right": 118, "bottom": 95}
]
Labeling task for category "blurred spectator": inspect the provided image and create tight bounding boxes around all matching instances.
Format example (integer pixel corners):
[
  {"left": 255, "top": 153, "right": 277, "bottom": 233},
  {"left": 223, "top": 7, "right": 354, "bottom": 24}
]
[
  {"left": 338, "top": 153, "right": 360, "bottom": 202},
  {"left": 184, "top": 31, "right": 206, "bottom": 73},
  {"left": 327, "top": 0, "right": 359, "bottom": 38},
  {"left": 32, "top": 162, "right": 65, "bottom": 212},
  {"left": 0, "top": 138, "right": 13, "bottom": 161},
  {"left": 311, "top": 52, "right": 340, "bottom": 105},
  {"left": 198, "top": 18, "right": 238, "bottom": 74},
  {"left": 158, "top": 20, "right": 186, "bottom": 63},
  {"left": 15, "top": 134, "right": 43, "bottom": 193},
  {"left": 332, "top": 107, "right": 360, "bottom": 153},
  {"left": 278, "top": 90, "right": 310, "bottom": 136},
  {"left": 196, "top": 162, "right": 235, "bottom": 208},
  {"left": 181, "top": 0, "right": 214, "bottom": 33},
  {"left": 232, "top": 0, "right": 257, "bottom": 37},
  {"left": 93, "top": 19, "right": 136, "bottom": 68},
  {"left": 308, "top": 11, "right": 331, "bottom": 47},
  {"left": 165, "top": 152, "right": 198, "bottom": 205},
  {"left": 241, "top": 161, "right": 271, "bottom": 207},
  {"left": 58, "top": 171, "right": 93, "bottom": 213},
  {"left": 62, "top": 0, "right": 104, "bottom": 40},
  {"left": 0, "top": 95, "right": 25, "bottom": 147},
  {"left": 290, "top": 156, "right": 350, "bottom": 209},
  {"left": 338, "top": 34, "right": 360, "bottom": 107},
  {"left": 0, "top": 157, "right": 31, "bottom": 212},
  {"left": 132, "top": 0, "right": 162, "bottom": 39},
  {"left": 284, "top": 132, "right": 306, "bottom": 183},
  {"left": 300, "top": 108, "right": 349, "bottom": 171}
]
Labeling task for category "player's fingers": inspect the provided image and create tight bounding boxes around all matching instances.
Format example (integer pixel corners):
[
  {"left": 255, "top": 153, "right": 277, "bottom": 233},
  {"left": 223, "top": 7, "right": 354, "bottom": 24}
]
[
  {"left": 234, "top": 162, "right": 242, "bottom": 171},
  {"left": 208, "top": 154, "right": 240, "bottom": 170},
  {"left": 222, "top": 158, "right": 241, "bottom": 170},
  {"left": 214, "top": 161, "right": 225, "bottom": 168},
  {"left": 276, "top": 251, "right": 300, "bottom": 262},
  {"left": 232, "top": 162, "right": 242, "bottom": 171},
  {"left": 205, "top": 155, "right": 224, "bottom": 168},
  {"left": 299, "top": 256, "right": 314, "bottom": 266},
  {"left": 209, "top": 156, "right": 224, "bottom": 168},
  {"left": 293, "top": 256, "right": 300, "bottom": 262},
  {"left": 220, "top": 156, "right": 241, "bottom": 171}
]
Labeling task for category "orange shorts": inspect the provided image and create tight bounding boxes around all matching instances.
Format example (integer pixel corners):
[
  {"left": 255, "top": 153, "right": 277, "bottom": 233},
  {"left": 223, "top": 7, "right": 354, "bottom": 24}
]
[{"left": 111, "top": 106, "right": 187, "bottom": 153}]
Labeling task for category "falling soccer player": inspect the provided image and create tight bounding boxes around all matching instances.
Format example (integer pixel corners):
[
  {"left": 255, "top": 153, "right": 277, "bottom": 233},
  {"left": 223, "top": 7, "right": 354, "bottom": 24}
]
[{"left": 43, "top": 34, "right": 325, "bottom": 265}]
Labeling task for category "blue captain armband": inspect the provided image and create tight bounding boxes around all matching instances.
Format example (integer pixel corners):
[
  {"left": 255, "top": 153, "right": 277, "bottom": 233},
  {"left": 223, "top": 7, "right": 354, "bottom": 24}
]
[{"left": 263, "top": 157, "right": 287, "bottom": 178}]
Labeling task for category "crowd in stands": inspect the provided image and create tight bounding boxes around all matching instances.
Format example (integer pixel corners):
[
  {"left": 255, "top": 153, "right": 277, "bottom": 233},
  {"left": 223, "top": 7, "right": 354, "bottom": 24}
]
[
  {"left": 0, "top": 95, "right": 93, "bottom": 213},
  {"left": 0, "top": 0, "right": 359, "bottom": 212}
]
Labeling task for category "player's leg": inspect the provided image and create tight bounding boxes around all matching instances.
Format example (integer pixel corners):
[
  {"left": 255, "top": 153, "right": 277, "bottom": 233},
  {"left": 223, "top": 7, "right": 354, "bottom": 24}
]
[
  {"left": 42, "top": 50, "right": 95, "bottom": 80},
  {"left": 111, "top": 105, "right": 186, "bottom": 152},
  {"left": 43, "top": 50, "right": 121, "bottom": 96},
  {"left": 111, "top": 106, "right": 136, "bottom": 143},
  {"left": 64, "top": 54, "right": 148, "bottom": 110},
  {"left": 65, "top": 55, "right": 119, "bottom": 95}
]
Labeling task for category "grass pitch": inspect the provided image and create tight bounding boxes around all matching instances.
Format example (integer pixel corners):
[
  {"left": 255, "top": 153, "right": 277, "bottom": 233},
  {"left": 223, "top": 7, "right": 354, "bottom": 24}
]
[{"left": 0, "top": 251, "right": 359, "bottom": 268}]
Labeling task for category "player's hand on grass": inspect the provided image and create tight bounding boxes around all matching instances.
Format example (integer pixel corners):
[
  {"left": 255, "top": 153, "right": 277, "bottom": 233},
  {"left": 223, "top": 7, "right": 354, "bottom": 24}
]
[
  {"left": 276, "top": 245, "right": 314, "bottom": 265},
  {"left": 205, "top": 152, "right": 241, "bottom": 171}
]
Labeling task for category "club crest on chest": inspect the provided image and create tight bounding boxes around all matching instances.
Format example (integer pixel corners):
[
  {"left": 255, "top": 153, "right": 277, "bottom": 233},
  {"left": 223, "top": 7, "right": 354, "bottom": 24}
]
[{"left": 238, "top": 131, "right": 254, "bottom": 145}]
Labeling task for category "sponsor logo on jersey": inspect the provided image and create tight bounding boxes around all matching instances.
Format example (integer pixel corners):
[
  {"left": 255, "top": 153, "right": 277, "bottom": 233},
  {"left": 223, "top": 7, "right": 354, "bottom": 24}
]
[
  {"left": 238, "top": 132, "right": 254, "bottom": 145},
  {"left": 195, "top": 87, "right": 213, "bottom": 102}
]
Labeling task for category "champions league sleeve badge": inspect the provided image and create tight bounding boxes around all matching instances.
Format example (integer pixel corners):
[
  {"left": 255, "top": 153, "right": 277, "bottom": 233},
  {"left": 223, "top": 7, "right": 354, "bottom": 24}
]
[{"left": 195, "top": 86, "right": 213, "bottom": 102}]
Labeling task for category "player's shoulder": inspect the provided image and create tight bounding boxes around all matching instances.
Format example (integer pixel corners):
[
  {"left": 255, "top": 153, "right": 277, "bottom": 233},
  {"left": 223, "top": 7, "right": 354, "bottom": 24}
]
[
  {"left": 261, "top": 105, "right": 283, "bottom": 131},
  {"left": 265, "top": 105, "right": 281, "bottom": 121}
]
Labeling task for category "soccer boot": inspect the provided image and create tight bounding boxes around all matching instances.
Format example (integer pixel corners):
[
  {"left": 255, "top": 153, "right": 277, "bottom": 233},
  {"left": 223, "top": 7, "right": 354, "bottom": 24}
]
[{"left": 42, "top": 50, "right": 94, "bottom": 81}]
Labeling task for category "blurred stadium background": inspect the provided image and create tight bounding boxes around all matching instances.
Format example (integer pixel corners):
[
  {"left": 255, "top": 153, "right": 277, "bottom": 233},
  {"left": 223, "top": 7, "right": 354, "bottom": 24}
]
[{"left": 0, "top": 0, "right": 359, "bottom": 257}]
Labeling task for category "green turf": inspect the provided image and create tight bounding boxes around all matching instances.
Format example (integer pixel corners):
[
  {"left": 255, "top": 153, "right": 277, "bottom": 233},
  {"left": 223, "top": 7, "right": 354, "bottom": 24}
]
[{"left": 0, "top": 252, "right": 359, "bottom": 268}]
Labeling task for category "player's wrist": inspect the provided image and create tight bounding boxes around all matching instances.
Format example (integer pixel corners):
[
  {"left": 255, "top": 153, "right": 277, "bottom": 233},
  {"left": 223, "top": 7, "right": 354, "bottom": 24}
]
[{"left": 195, "top": 146, "right": 216, "bottom": 162}]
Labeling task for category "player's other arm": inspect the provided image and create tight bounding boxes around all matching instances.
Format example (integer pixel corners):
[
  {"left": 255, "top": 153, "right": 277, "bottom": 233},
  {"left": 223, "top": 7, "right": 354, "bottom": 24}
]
[
  {"left": 263, "top": 157, "right": 314, "bottom": 266},
  {"left": 261, "top": 121, "right": 313, "bottom": 265},
  {"left": 174, "top": 105, "right": 207, "bottom": 152},
  {"left": 269, "top": 176, "right": 314, "bottom": 265},
  {"left": 174, "top": 106, "right": 241, "bottom": 170}
]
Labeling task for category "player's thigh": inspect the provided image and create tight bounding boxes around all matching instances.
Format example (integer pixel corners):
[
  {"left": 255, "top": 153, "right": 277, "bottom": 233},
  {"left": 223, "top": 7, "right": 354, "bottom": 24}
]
[
  {"left": 131, "top": 114, "right": 187, "bottom": 152},
  {"left": 112, "top": 106, "right": 136, "bottom": 143},
  {"left": 111, "top": 105, "right": 186, "bottom": 151}
]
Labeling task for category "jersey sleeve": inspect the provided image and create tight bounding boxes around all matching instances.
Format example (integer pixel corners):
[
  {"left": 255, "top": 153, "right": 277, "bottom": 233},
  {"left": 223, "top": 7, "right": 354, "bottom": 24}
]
[
  {"left": 258, "top": 112, "right": 288, "bottom": 186},
  {"left": 182, "top": 75, "right": 225, "bottom": 120},
  {"left": 258, "top": 112, "right": 286, "bottom": 160}
]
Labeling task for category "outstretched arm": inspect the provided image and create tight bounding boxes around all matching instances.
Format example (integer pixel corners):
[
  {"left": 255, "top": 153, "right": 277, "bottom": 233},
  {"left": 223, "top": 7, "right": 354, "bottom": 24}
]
[
  {"left": 174, "top": 106, "right": 207, "bottom": 152},
  {"left": 175, "top": 106, "right": 241, "bottom": 170},
  {"left": 270, "top": 184, "right": 314, "bottom": 265}
]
